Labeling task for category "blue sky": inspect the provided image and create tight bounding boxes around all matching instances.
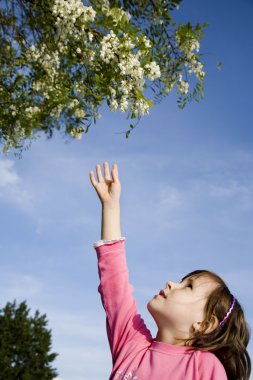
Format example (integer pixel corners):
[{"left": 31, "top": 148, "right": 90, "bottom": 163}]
[{"left": 0, "top": 0, "right": 253, "bottom": 379}]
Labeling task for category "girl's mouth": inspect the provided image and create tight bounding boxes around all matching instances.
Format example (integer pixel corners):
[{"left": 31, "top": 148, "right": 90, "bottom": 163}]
[{"left": 159, "top": 290, "right": 166, "bottom": 298}]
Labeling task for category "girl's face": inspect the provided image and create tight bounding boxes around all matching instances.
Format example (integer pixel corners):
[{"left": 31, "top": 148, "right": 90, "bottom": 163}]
[{"left": 147, "top": 274, "right": 218, "bottom": 340}]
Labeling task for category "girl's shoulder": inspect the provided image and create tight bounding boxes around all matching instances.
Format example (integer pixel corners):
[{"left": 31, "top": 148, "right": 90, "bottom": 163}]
[{"left": 197, "top": 350, "right": 227, "bottom": 379}]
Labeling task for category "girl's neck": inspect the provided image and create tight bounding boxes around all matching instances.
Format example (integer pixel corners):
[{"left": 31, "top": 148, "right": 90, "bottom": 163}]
[{"left": 155, "top": 329, "right": 189, "bottom": 346}]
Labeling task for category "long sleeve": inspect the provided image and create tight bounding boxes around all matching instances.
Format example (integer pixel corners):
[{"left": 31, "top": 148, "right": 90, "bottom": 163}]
[
  {"left": 93, "top": 237, "right": 126, "bottom": 248},
  {"left": 94, "top": 238, "right": 152, "bottom": 364}
]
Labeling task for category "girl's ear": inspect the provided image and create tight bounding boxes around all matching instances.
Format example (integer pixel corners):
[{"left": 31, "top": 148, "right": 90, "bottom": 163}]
[
  {"left": 205, "top": 315, "right": 219, "bottom": 334},
  {"left": 192, "top": 315, "right": 219, "bottom": 334},
  {"left": 192, "top": 321, "right": 202, "bottom": 333}
]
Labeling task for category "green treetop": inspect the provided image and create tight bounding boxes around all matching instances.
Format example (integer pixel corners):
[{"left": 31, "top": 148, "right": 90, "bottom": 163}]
[
  {"left": 0, "top": 300, "right": 58, "bottom": 379},
  {"left": 0, "top": 0, "right": 211, "bottom": 156}
]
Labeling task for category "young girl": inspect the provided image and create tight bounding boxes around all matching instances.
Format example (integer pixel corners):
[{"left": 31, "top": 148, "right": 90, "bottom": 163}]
[{"left": 89, "top": 161, "right": 251, "bottom": 380}]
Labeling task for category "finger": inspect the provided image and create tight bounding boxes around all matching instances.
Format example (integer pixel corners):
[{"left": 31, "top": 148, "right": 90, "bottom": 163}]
[
  {"left": 89, "top": 171, "right": 98, "bottom": 187},
  {"left": 96, "top": 164, "right": 104, "bottom": 182},
  {"left": 111, "top": 163, "right": 120, "bottom": 183},
  {"left": 103, "top": 161, "right": 111, "bottom": 181}
]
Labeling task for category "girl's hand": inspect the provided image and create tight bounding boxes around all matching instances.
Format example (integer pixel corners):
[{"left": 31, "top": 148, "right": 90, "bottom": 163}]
[{"left": 89, "top": 161, "right": 121, "bottom": 206}]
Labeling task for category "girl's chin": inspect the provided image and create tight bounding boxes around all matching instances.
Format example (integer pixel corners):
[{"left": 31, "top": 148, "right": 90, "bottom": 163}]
[
  {"left": 147, "top": 300, "right": 153, "bottom": 311},
  {"left": 147, "top": 294, "right": 161, "bottom": 305},
  {"left": 147, "top": 298, "right": 158, "bottom": 313}
]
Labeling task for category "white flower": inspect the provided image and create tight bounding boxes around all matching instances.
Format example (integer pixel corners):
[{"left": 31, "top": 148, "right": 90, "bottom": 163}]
[
  {"left": 124, "top": 38, "right": 135, "bottom": 49},
  {"left": 109, "top": 86, "right": 116, "bottom": 97},
  {"left": 74, "top": 108, "right": 85, "bottom": 118},
  {"left": 110, "top": 99, "right": 118, "bottom": 111},
  {"left": 130, "top": 98, "right": 150, "bottom": 117},
  {"left": 74, "top": 132, "right": 82, "bottom": 139},
  {"left": 68, "top": 99, "right": 79, "bottom": 109},
  {"left": 52, "top": 0, "right": 96, "bottom": 41},
  {"left": 70, "top": 126, "right": 84, "bottom": 139},
  {"left": 119, "top": 97, "right": 128, "bottom": 112},
  {"left": 190, "top": 39, "right": 200, "bottom": 52},
  {"left": 186, "top": 57, "right": 205, "bottom": 79},
  {"left": 25, "top": 106, "right": 40, "bottom": 119},
  {"left": 88, "top": 32, "right": 94, "bottom": 42},
  {"left": 177, "top": 74, "right": 189, "bottom": 94},
  {"left": 144, "top": 61, "right": 161, "bottom": 81},
  {"left": 142, "top": 36, "right": 152, "bottom": 48},
  {"left": 100, "top": 30, "right": 121, "bottom": 63}
]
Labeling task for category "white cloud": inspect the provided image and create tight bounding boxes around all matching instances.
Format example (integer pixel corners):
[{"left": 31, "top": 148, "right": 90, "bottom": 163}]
[
  {"left": 48, "top": 311, "right": 107, "bottom": 341},
  {"left": 158, "top": 185, "right": 182, "bottom": 210},
  {"left": 203, "top": 179, "right": 253, "bottom": 210},
  {"left": 0, "top": 159, "right": 34, "bottom": 209},
  {"left": 209, "top": 179, "right": 249, "bottom": 198},
  {"left": 0, "top": 159, "right": 20, "bottom": 188},
  {"left": 42, "top": 309, "right": 113, "bottom": 380},
  {"left": 52, "top": 341, "right": 111, "bottom": 380},
  {"left": 0, "top": 273, "right": 43, "bottom": 301}
]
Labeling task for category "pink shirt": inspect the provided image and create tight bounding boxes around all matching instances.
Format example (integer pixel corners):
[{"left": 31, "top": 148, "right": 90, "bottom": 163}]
[{"left": 93, "top": 238, "right": 227, "bottom": 380}]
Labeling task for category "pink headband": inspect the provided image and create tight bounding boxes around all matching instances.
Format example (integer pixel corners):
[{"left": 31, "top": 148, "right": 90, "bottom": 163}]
[
  {"left": 205, "top": 295, "right": 236, "bottom": 340},
  {"left": 217, "top": 295, "right": 236, "bottom": 329}
]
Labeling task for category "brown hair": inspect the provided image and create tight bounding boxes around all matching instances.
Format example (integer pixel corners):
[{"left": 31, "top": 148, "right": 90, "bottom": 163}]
[{"left": 181, "top": 269, "right": 251, "bottom": 380}]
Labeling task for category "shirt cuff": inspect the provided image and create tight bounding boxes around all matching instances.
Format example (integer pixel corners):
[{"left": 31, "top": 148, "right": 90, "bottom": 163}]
[{"left": 93, "top": 237, "right": 126, "bottom": 248}]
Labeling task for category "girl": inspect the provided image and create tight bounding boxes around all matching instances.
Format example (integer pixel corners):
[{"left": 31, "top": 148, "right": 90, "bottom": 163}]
[{"left": 89, "top": 161, "right": 251, "bottom": 380}]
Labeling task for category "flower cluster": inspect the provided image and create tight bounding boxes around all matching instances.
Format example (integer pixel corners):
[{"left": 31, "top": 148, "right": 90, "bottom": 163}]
[
  {"left": 175, "top": 32, "right": 200, "bottom": 54},
  {"left": 69, "top": 126, "right": 84, "bottom": 140},
  {"left": 100, "top": 30, "right": 121, "bottom": 63},
  {"left": 186, "top": 56, "right": 205, "bottom": 80},
  {"left": 27, "top": 44, "right": 60, "bottom": 71},
  {"left": 26, "top": 44, "right": 60, "bottom": 82},
  {"left": 52, "top": 0, "right": 96, "bottom": 39},
  {"left": 130, "top": 98, "right": 150, "bottom": 116},
  {"left": 49, "top": 104, "right": 64, "bottom": 118},
  {"left": 144, "top": 61, "right": 161, "bottom": 81},
  {"left": 105, "top": 7, "right": 131, "bottom": 26},
  {"left": 25, "top": 106, "right": 40, "bottom": 119},
  {"left": 143, "top": 36, "right": 152, "bottom": 48},
  {"left": 99, "top": 0, "right": 110, "bottom": 12},
  {"left": 68, "top": 99, "right": 80, "bottom": 109},
  {"left": 175, "top": 32, "right": 205, "bottom": 81},
  {"left": 2, "top": 121, "right": 26, "bottom": 154},
  {"left": 177, "top": 74, "right": 189, "bottom": 94},
  {"left": 74, "top": 108, "right": 85, "bottom": 118},
  {"left": 99, "top": 30, "right": 160, "bottom": 117},
  {"left": 9, "top": 104, "right": 17, "bottom": 117}
]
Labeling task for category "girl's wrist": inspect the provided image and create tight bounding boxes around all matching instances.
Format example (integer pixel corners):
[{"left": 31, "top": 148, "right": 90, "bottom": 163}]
[
  {"left": 102, "top": 200, "right": 120, "bottom": 209},
  {"left": 101, "top": 201, "right": 121, "bottom": 240}
]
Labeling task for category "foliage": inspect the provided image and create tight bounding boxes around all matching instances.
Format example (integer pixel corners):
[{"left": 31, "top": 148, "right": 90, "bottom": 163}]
[
  {"left": 0, "top": 299, "right": 58, "bottom": 379},
  {"left": 0, "top": 0, "right": 209, "bottom": 155}
]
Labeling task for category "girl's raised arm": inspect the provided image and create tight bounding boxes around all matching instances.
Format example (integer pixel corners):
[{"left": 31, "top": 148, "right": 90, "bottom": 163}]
[
  {"left": 89, "top": 161, "right": 122, "bottom": 240},
  {"left": 89, "top": 161, "right": 152, "bottom": 364}
]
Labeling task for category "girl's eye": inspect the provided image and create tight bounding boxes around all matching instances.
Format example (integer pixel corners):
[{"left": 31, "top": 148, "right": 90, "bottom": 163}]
[{"left": 187, "top": 283, "right": 192, "bottom": 289}]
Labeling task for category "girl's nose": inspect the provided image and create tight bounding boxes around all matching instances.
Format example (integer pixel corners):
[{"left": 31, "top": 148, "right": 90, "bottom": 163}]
[
  {"left": 166, "top": 281, "right": 179, "bottom": 289},
  {"left": 166, "top": 281, "right": 174, "bottom": 289}
]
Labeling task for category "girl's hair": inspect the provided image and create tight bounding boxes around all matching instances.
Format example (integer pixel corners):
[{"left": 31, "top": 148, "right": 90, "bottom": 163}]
[{"left": 182, "top": 269, "right": 251, "bottom": 380}]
